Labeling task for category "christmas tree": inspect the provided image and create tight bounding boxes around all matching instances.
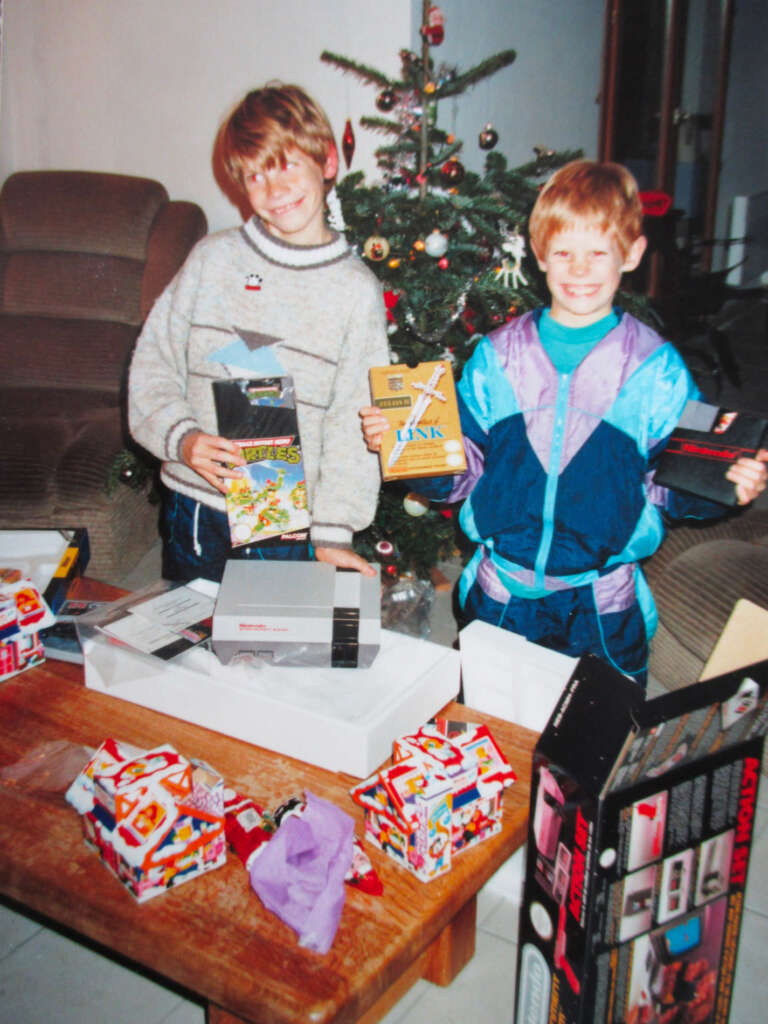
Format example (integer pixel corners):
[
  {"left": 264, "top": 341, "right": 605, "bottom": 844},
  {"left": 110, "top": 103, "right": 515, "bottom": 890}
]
[{"left": 321, "top": 3, "right": 581, "bottom": 581}]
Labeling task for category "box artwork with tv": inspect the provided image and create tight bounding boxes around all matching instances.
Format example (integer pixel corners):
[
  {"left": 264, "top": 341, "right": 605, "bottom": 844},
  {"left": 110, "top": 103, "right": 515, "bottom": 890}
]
[{"left": 515, "top": 654, "right": 767, "bottom": 1024}]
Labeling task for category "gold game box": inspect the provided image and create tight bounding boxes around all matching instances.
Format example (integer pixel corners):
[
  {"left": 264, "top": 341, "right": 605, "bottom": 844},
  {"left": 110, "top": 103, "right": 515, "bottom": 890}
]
[{"left": 369, "top": 360, "right": 467, "bottom": 482}]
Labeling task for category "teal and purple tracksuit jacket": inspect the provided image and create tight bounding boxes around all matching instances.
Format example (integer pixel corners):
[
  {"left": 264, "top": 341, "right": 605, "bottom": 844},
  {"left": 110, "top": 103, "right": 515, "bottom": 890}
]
[{"left": 418, "top": 310, "right": 722, "bottom": 684}]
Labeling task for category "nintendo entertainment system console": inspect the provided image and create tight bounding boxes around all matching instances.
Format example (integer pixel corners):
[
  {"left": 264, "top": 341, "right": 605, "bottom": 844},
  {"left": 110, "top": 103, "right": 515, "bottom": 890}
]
[{"left": 212, "top": 560, "right": 381, "bottom": 669}]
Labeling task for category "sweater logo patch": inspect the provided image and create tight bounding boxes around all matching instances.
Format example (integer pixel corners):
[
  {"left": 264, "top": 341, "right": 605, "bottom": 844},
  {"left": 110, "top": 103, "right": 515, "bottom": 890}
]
[{"left": 245, "top": 273, "right": 263, "bottom": 291}]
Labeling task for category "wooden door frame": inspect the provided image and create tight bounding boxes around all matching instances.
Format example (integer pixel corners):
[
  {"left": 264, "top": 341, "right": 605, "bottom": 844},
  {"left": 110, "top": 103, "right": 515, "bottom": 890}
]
[
  {"left": 702, "top": 0, "right": 735, "bottom": 269},
  {"left": 598, "top": 0, "right": 735, "bottom": 277}
]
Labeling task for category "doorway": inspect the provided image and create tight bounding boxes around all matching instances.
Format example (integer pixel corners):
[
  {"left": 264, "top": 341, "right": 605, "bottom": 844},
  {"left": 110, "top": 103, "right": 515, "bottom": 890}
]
[{"left": 599, "top": 0, "right": 734, "bottom": 308}]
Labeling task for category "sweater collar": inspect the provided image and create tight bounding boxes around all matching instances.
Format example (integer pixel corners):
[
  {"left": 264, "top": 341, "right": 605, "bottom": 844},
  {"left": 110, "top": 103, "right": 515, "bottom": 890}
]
[{"left": 241, "top": 216, "right": 349, "bottom": 269}]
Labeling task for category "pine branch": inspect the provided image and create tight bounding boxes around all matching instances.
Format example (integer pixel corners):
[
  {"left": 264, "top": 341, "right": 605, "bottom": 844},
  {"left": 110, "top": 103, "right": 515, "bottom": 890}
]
[
  {"left": 513, "top": 148, "right": 583, "bottom": 178},
  {"left": 320, "top": 51, "right": 392, "bottom": 89},
  {"left": 375, "top": 141, "right": 420, "bottom": 161},
  {"left": 436, "top": 50, "right": 517, "bottom": 97},
  {"left": 360, "top": 115, "right": 404, "bottom": 136}
]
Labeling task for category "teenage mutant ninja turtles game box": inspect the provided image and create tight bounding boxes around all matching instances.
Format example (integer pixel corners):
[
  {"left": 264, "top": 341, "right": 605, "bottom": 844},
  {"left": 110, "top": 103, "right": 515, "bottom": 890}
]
[{"left": 515, "top": 653, "right": 767, "bottom": 1024}]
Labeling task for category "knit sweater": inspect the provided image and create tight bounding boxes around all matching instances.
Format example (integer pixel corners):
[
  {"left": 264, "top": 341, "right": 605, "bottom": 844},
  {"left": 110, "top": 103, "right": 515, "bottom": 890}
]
[{"left": 128, "top": 217, "right": 389, "bottom": 550}]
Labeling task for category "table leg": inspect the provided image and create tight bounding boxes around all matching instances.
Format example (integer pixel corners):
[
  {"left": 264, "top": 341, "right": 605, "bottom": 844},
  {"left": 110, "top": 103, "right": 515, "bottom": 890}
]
[
  {"left": 358, "top": 894, "right": 478, "bottom": 1023},
  {"left": 423, "top": 894, "right": 477, "bottom": 986}
]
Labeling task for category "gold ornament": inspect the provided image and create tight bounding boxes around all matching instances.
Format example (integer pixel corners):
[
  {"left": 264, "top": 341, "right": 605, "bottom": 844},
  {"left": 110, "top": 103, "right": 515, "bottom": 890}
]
[
  {"left": 413, "top": 238, "right": 426, "bottom": 252},
  {"left": 388, "top": 257, "right": 401, "bottom": 269},
  {"left": 363, "top": 235, "right": 390, "bottom": 262},
  {"left": 403, "top": 492, "right": 430, "bottom": 517}
]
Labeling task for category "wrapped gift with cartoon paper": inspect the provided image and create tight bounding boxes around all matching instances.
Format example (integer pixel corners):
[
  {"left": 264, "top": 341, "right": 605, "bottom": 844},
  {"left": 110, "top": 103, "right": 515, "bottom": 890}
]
[
  {"left": 0, "top": 569, "right": 55, "bottom": 681},
  {"left": 394, "top": 718, "right": 517, "bottom": 855},
  {"left": 351, "top": 719, "right": 516, "bottom": 882},
  {"left": 351, "top": 758, "right": 453, "bottom": 881},
  {"left": 66, "top": 739, "right": 226, "bottom": 902}
]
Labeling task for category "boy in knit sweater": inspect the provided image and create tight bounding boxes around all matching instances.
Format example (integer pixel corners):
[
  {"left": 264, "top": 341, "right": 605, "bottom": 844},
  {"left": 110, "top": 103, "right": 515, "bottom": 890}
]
[
  {"left": 360, "top": 161, "right": 767, "bottom": 684},
  {"left": 129, "top": 83, "right": 389, "bottom": 582}
]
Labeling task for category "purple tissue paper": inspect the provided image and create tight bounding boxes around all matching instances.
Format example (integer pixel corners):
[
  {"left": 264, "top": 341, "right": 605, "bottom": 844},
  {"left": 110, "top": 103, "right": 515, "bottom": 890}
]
[{"left": 249, "top": 789, "right": 354, "bottom": 954}]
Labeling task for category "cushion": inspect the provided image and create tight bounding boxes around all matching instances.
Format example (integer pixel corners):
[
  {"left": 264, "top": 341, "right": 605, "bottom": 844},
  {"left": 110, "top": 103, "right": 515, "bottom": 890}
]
[
  {"left": 0, "top": 316, "right": 138, "bottom": 393},
  {"left": 653, "top": 538, "right": 768, "bottom": 665},
  {"left": 0, "top": 251, "right": 146, "bottom": 324},
  {"left": 0, "top": 409, "right": 124, "bottom": 518},
  {"left": 0, "top": 171, "right": 168, "bottom": 260}
]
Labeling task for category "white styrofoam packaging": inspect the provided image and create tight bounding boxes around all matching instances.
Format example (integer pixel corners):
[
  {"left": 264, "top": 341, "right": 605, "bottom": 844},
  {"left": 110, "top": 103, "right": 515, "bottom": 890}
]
[
  {"left": 459, "top": 620, "right": 577, "bottom": 912},
  {"left": 82, "top": 626, "right": 460, "bottom": 778},
  {"left": 459, "top": 619, "right": 576, "bottom": 734}
]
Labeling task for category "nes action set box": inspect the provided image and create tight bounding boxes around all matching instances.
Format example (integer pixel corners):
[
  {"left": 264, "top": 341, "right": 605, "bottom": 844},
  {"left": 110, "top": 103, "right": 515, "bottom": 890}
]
[{"left": 515, "top": 654, "right": 767, "bottom": 1024}]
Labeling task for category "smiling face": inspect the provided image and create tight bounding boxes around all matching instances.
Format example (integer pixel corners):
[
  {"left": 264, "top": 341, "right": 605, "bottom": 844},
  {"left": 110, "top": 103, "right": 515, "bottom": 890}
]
[
  {"left": 243, "top": 146, "right": 338, "bottom": 246},
  {"left": 536, "top": 221, "right": 646, "bottom": 328}
]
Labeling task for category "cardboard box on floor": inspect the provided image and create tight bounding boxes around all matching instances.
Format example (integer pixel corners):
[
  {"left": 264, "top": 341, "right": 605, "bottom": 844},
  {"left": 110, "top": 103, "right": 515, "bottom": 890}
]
[
  {"left": 515, "top": 604, "right": 768, "bottom": 1024},
  {"left": 699, "top": 599, "right": 768, "bottom": 681}
]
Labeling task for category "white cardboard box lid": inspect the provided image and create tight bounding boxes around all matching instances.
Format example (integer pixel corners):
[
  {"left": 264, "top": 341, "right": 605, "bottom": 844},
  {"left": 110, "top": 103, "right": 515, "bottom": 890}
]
[
  {"left": 459, "top": 619, "right": 577, "bottom": 733},
  {"left": 0, "top": 530, "right": 74, "bottom": 592},
  {"left": 83, "top": 628, "right": 460, "bottom": 778}
]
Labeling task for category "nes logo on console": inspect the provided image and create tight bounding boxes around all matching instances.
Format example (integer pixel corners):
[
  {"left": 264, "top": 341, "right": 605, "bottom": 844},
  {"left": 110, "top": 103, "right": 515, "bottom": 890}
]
[{"left": 212, "top": 560, "right": 380, "bottom": 668}]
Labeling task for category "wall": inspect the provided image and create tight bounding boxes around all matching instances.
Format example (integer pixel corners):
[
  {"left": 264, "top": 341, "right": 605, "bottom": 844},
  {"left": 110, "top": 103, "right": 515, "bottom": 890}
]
[
  {"left": 0, "top": 0, "right": 605, "bottom": 233},
  {"left": 0, "top": 0, "right": 411, "bottom": 231},
  {"left": 410, "top": 0, "right": 605, "bottom": 173}
]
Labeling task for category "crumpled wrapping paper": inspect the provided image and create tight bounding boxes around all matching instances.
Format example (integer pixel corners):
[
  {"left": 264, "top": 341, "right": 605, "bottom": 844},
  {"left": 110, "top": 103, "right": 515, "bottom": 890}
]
[{"left": 248, "top": 789, "right": 354, "bottom": 954}]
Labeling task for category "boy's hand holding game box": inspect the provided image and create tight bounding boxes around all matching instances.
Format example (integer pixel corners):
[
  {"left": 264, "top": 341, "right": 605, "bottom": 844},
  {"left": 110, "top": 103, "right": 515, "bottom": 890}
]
[
  {"left": 368, "top": 360, "right": 467, "bottom": 482},
  {"left": 213, "top": 376, "right": 311, "bottom": 547},
  {"left": 655, "top": 400, "right": 768, "bottom": 505}
]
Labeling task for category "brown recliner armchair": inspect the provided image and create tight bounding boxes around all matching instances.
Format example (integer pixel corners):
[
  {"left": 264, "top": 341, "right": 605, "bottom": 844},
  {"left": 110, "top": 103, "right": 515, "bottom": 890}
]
[{"left": 0, "top": 170, "right": 207, "bottom": 580}]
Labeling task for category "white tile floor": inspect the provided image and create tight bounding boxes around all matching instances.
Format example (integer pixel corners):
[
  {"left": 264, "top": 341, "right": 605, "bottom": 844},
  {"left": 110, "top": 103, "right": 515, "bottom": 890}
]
[{"left": 2, "top": 543, "right": 766, "bottom": 1023}]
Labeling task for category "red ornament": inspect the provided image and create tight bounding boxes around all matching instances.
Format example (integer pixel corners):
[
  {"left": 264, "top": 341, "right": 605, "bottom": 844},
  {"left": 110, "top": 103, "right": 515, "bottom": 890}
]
[
  {"left": 383, "top": 290, "right": 400, "bottom": 324},
  {"left": 421, "top": 5, "right": 445, "bottom": 45},
  {"left": 341, "top": 118, "right": 356, "bottom": 168},
  {"left": 376, "top": 88, "right": 397, "bottom": 112},
  {"left": 375, "top": 539, "right": 395, "bottom": 560},
  {"left": 440, "top": 158, "right": 465, "bottom": 185},
  {"left": 415, "top": 163, "right": 432, "bottom": 186},
  {"left": 438, "top": 257, "right": 449, "bottom": 270},
  {"left": 461, "top": 307, "right": 478, "bottom": 335},
  {"left": 384, "top": 563, "right": 398, "bottom": 577}
]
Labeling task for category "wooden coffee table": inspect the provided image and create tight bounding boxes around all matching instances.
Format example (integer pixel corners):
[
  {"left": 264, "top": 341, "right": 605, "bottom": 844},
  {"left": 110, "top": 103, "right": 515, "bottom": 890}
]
[{"left": 0, "top": 579, "right": 536, "bottom": 1024}]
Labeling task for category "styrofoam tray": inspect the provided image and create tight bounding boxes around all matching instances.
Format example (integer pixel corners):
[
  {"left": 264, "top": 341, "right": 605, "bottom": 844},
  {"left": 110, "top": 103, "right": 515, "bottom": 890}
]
[{"left": 83, "top": 628, "right": 460, "bottom": 777}]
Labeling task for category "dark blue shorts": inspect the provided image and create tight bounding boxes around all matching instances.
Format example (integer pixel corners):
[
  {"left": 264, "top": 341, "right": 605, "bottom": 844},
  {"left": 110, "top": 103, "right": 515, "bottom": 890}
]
[{"left": 161, "top": 488, "right": 310, "bottom": 583}]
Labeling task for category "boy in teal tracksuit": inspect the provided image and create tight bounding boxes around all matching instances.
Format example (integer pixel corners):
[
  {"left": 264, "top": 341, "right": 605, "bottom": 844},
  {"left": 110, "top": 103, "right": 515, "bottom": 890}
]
[{"left": 361, "top": 161, "right": 767, "bottom": 684}]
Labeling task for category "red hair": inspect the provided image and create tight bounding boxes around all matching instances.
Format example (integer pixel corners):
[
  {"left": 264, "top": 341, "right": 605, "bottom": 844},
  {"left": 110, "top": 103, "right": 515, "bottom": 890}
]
[
  {"left": 529, "top": 160, "right": 644, "bottom": 260},
  {"left": 217, "top": 82, "right": 336, "bottom": 193}
]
